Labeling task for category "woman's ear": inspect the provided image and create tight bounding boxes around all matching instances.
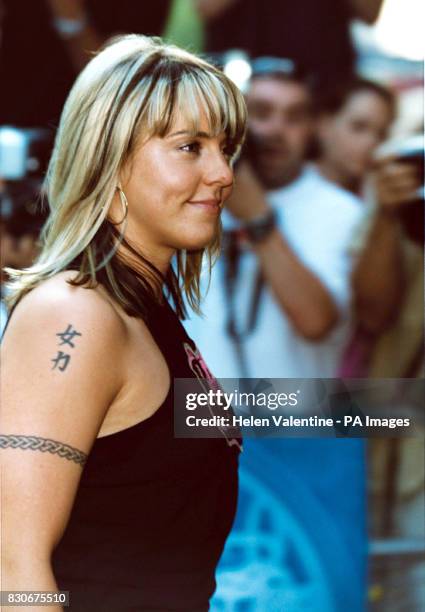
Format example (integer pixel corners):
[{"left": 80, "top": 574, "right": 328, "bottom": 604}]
[{"left": 118, "top": 161, "right": 132, "bottom": 191}]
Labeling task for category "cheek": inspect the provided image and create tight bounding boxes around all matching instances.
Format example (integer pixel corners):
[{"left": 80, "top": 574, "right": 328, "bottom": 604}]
[
  {"left": 163, "top": 166, "right": 200, "bottom": 200},
  {"left": 128, "top": 160, "right": 199, "bottom": 214},
  {"left": 330, "top": 125, "right": 357, "bottom": 157},
  {"left": 344, "top": 131, "right": 373, "bottom": 160},
  {"left": 336, "top": 132, "right": 371, "bottom": 174},
  {"left": 287, "top": 126, "right": 309, "bottom": 153},
  {"left": 222, "top": 181, "right": 234, "bottom": 203},
  {"left": 249, "top": 117, "right": 272, "bottom": 137}
]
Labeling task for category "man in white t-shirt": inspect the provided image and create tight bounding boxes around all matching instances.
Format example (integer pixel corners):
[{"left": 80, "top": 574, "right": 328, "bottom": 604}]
[{"left": 184, "top": 59, "right": 364, "bottom": 379}]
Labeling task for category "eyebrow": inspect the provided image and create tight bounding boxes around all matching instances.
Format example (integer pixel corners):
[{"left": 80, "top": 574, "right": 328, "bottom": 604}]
[{"left": 167, "top": 130, "right": 213, "bottom": 139}]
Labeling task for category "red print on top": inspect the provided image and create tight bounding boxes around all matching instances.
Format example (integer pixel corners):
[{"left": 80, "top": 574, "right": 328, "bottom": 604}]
[
  {"left": 183, "top": 342, "right": 220, "bottom": 393},
  {"left": 183, "top": 342, "right": 243, "bottom": 451}
]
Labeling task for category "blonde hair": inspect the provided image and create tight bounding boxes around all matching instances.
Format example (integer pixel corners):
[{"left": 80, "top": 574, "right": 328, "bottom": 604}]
[{"left": 4, "top": 34, "right": 247, "bottom": 319}]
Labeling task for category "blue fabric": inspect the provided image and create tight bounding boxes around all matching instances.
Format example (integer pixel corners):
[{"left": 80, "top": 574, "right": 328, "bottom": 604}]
[{"left": 213, "top": 438, "right": 367, "bottom": 611}]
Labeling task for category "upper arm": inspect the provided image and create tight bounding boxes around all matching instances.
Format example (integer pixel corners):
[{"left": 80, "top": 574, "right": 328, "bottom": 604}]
[
  {"left": 291, "top": 198, "right": 365, "bottom": 314},
  {"left": 0, "top": 283, "right": 127, "bottom": 561}
]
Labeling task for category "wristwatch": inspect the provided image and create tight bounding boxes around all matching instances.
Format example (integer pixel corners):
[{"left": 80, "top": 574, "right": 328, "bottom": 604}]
[{"left": 242, "top": 208, "right": 277, "bottom": 243}]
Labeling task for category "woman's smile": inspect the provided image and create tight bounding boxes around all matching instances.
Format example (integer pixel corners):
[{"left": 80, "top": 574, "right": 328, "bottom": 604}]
[
  {"left": 118, "top": 113, "right": 234, "bottom": 258},
  {"left": 186, "top": 198, "right": 222, "bottom": 214}
]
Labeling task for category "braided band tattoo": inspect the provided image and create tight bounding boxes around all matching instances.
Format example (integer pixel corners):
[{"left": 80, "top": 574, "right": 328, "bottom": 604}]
[{"left": 0, "top": 434, "right": 87, "bottom": 467}]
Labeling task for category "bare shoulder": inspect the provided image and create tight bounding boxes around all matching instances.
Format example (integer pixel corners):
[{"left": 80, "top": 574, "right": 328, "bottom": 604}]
[
  {"left": 1, "top": 271, "right": 130, "bottom": 414},
  {"left": 3, "top": 270, "right": 128, "bottom": 351},
  {"left": 0, "top": 272, "right": 133, "bottom": 558},
  {"left": 1, "top": 271, "right": 130, "bottom": 447}
]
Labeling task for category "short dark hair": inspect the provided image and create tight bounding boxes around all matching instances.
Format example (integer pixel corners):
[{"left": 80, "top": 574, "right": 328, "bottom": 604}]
[{"left": 316, "top": 77, "right": 396, "bottom": 119}]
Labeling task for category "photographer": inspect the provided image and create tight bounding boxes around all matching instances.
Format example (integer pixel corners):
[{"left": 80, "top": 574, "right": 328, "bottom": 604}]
[
  {"left": 351, "top": 136, "right": 424, "bottom": 377},
  {"left": 0, "top": 0, "right": 171, "bottom": 129},
  {"left": 184, "top": 58, "right": 365, "bottom": 379}
]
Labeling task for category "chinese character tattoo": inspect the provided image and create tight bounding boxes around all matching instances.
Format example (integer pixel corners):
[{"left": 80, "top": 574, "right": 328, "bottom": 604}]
[{"left": 51, "top": 323, "right": 82, "bottom": 372}]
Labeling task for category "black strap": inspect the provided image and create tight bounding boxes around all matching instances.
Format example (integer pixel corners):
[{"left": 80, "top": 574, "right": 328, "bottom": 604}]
[{"left": 223, "top": 231, "right": 264, "bottom": 378}]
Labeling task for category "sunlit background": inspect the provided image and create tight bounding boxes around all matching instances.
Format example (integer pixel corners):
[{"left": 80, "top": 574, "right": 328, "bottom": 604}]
[{"left": 373, "top": 0, "right": 424, "bottom": 61}]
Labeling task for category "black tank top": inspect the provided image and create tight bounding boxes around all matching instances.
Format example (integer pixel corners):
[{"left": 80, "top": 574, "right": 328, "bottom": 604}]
[{"left": 50, "top": 298, "right": 243, "bottom": 612}]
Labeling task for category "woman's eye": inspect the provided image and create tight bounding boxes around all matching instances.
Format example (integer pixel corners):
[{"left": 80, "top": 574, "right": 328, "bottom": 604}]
[
  {"left": 180, "top": 142, "right": 201, "bottom": 154},
  {"left": 351, "top": 120, "right": 368, "bottom": 134},
  {"left": 222, "top": 145, "right": 236, "bottom": 159}
]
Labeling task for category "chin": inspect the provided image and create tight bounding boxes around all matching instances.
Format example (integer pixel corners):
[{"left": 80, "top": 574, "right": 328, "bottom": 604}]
[
  {"left": 173, "top": 226, "right": 219, "bottom": 251},
  {"left": 261, "top": 174, "right": 286, "bottom": 189},
  {"left": 258, "top": 164, "right": 296, "bottom": 189},
  {"left": 348, "top": 158, "right": 368, "bottom": 176}
]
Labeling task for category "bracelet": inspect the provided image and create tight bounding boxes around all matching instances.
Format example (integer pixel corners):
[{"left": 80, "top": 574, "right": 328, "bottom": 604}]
[
  {"left": 242, "top": 208, "right": 277, "bottom": 243},
  {"left": 53, "top": 14, "right": 88, "bottom": 38}
]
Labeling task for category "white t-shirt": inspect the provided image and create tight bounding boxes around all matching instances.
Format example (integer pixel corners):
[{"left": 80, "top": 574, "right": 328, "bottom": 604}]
[{"left": 183, "top": 165, "right": 365, "bottom": 378}]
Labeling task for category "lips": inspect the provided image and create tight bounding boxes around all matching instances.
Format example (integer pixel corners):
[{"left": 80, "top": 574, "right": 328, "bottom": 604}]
[{"left": 187, "top": 199, "right": 221, "bottom": 213}]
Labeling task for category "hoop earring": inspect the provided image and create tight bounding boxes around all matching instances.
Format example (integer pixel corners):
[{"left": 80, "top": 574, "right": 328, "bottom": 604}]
[{"left": 112, "top": 186, "right": 128, "bottom": 225}]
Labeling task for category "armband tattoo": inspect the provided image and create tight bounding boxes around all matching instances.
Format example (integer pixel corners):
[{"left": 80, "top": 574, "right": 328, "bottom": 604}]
[{"left": 0, "top": 434, "right": 87, "bottom": 466}]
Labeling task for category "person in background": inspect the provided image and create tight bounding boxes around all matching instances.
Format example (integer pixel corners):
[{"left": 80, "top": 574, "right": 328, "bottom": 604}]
[
  {"left": 315, "top": 78, "right": 396, "bottom": 195},
  {"left": 0, "top": 173, "right": 49, "bottom": 337},
  {"left": 0, "top": 0, "right": 172, "bottom": 129},
  {"left": 350, "top": 141, "right": 424, "bottom": 377},
  {"left": 184, "top": 58, "right": 365, "bottom": 379},
  {"left": 197, "top": 0, "right": 384, "bottom": 89},
  {"left": 313, "top": 79, "right": 423, "bottom": 376}
]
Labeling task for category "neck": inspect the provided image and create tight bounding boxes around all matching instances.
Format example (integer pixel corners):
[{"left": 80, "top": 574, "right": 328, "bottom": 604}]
[
  {"left": 118, "top": 217, "right": 174, "bottom": 273},
  {"left": 316, "top": 160, "right": 360, "bottom": 195},
  {"left": 262, "top": 165, "right": 303, "bottom": 190},
  {"left": 114, "top": 239, "right": 174, "bottom": 302}
]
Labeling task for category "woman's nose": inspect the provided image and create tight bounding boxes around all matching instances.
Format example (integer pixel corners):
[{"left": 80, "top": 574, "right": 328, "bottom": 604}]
[{"left": 204, "top": 151, "right": 233, "bottom": 187}]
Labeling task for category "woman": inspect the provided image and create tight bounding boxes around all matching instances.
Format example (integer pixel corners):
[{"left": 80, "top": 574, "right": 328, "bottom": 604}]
[
  {"left": 315, "top": 77, "right": 396, "bottom": 195},
  {"left": 1, "top": 35, "right": 246, "bottom": 611},
  {"left": 314, "top": 78, "right": 422, "bottom": 377}
]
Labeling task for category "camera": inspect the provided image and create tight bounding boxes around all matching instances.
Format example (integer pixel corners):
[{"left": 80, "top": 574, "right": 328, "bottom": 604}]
[{"left": 379, "top": 134, "right": 424, "bottom": 245}]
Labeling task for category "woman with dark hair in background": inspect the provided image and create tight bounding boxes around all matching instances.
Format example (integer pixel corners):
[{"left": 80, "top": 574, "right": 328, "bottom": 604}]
[
  {"left": 314, "top": 78, "right": 423, "bottom": 377},
  {"left": 315, "top": 78, "right": 396, "bottom": 195}
]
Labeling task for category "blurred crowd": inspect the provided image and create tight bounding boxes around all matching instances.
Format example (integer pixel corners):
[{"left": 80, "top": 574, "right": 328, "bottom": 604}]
[
  {"left": 0, "top": 0, "right": 424, "bottom": 609},
  {"left": 1, "top": 0, "right": 423, "bottom": 377}
]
